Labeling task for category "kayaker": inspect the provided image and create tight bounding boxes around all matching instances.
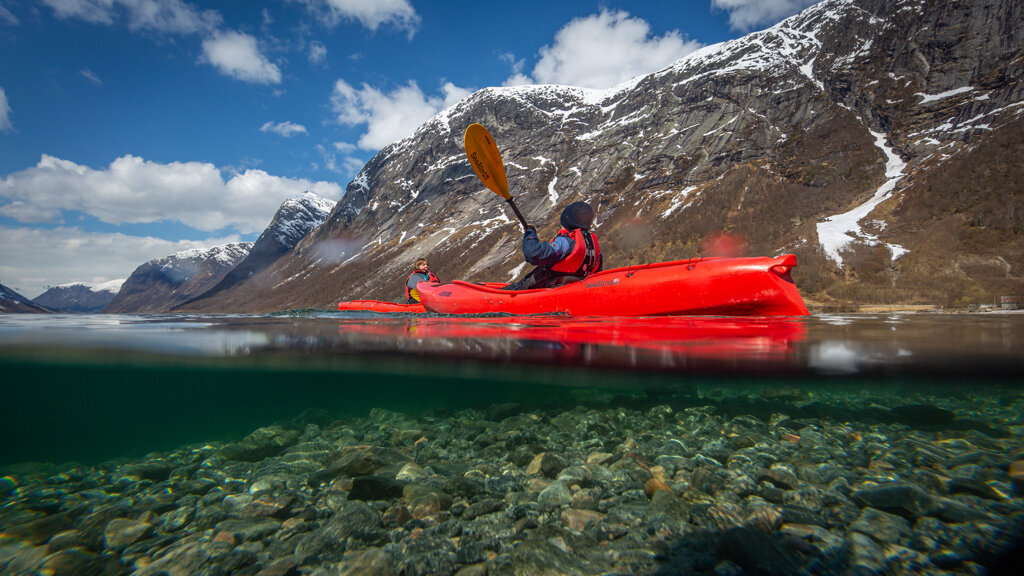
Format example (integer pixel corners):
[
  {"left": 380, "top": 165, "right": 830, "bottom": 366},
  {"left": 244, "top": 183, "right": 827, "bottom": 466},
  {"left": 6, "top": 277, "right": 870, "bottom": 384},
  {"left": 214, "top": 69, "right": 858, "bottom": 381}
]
[
  {"left": 405, "top": 258, "right": 440, "bottom": 303},
  {"left": 503, "top": 201, "right": 602, "bottom": 290}
]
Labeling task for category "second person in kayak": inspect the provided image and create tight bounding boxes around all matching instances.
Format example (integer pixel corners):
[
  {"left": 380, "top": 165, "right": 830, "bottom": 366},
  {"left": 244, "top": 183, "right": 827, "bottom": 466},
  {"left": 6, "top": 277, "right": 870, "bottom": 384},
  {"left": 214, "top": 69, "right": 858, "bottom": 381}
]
[
  {"left": 405, "top": 258, "right": 440, "bottom": 303},
  {"left": 503, "top": 201, "right": 602, "bottom": 290}
]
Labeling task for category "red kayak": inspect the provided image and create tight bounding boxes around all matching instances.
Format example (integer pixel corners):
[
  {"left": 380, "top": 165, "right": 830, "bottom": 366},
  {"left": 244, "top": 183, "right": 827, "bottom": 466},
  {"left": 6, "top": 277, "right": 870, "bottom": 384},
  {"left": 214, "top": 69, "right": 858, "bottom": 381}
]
[
  {"left": 337, "top": 300, "right": 426, "bottom": 313},
  {"left": 337, "top": 282, "right": 507, "bottom": 313},
  {"left": 417, "top": 254, "right": 809, "bottom": 317}
]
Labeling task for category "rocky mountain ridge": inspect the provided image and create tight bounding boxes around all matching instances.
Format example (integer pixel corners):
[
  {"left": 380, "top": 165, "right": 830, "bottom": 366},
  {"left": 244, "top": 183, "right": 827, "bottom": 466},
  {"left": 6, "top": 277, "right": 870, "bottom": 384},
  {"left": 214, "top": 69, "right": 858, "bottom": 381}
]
[
  {"left": 0, "top": 282, "right": 48, "bottom": 313},
  {"left": 136, "top": 0, "right": 1024, "bottom": 311},
  {"left": 33, "top": 280, "right": 123, "bottom": 313},
  {"left": 104, "top": 244, "right": 252, "bottom": 313},
  {"left": 178, "top": 193, "right": 334, "bottom": 311}
]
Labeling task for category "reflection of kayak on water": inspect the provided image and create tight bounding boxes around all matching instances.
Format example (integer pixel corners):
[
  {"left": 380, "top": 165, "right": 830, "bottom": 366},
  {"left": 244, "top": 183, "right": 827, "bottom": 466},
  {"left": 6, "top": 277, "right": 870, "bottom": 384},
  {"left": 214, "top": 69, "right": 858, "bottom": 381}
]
[
  {"left": 338, "top": 255, "right": 809, "bottom": 317},
  {"left": 335, "top": 315, "right": 807, "bottom": 367},
  {"left": 337, "top": 300, "right": 426, "bottom": 313}
]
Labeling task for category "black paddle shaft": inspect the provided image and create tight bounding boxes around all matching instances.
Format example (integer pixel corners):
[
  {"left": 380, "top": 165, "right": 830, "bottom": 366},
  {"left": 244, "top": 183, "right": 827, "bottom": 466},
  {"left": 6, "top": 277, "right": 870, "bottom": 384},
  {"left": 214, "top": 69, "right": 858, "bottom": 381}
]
[{"left": 506, "top": 199, "right": 528, "bottom": 230}]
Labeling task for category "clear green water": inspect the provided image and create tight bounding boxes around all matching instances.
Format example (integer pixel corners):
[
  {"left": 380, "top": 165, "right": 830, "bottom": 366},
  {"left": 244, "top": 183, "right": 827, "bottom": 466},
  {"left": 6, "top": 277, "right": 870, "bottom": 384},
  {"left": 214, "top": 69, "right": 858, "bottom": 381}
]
[
  {"left": 1, "top": 312, "right": 1021, "bottom": 467},
  {"left": 2, "top": 312, "right": 1023, "bottom": 576}
]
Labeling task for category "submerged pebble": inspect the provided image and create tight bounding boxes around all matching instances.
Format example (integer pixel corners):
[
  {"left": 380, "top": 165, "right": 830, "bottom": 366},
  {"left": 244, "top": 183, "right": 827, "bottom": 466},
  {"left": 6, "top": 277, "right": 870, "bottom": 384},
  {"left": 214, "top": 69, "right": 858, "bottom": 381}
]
[{"left": 1, "top": 387, "right": 1022, "bottom": 575}]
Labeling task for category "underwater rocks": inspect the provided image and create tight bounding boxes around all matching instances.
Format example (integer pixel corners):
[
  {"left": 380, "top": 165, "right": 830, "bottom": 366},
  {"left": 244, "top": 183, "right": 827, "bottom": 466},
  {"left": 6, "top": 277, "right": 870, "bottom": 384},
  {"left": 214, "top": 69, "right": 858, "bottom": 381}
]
[
  {"left": 219, "top": 426, "right": 301, "bottom": 462},
  {"left": 1, "top": 389, "right": 1023, "bottom": 576}
]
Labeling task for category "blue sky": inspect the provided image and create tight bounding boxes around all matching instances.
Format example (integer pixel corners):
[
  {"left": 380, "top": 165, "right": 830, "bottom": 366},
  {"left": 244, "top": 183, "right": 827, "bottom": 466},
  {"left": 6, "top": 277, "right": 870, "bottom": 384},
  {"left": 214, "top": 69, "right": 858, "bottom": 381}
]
[{"left": 0, "top": 0, "right": 819, "bottom": 297}]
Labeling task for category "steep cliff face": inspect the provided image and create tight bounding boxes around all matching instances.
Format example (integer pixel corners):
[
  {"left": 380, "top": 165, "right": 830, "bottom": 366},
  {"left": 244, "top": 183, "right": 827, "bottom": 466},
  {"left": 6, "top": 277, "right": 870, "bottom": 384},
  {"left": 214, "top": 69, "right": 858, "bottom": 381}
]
[
  {"left": 198, "top": 0, "right": 1024, "bottom": 311},
  {"left": 33, "top": 280, "right": 123, "bottom": 313},
  {"left": 177, "top": 193, "right": 334, "bottom": 311},
  {"left": 104, "top": 244, "right": 252, "bottom": 313}
]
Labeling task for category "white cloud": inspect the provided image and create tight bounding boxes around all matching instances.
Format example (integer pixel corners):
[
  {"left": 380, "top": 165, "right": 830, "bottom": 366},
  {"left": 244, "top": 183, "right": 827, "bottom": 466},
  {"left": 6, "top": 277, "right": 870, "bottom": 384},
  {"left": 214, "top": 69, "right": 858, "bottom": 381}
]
[
  {"left": 41, "top": 0, "right": 117, "bottom": 24},
  {"left": 502, "top": 74, "right": 533, "bottom": 88},
  {"left": 41, "top": 0, "right": 221, "bottom": 35},
  {"left": 260, "top": 121, "right": 308, "bottom": 137},
  {"left": 333, "top": 142, "right": 356, "bottom": 154},
  {"left": 80, "top": 69, "right": 103, "bottom": 85},
  {"left": 40, "top": 2, "right": 292, "bottom": 87},
  {"left": 330, "top": 80, "right": 472, "bottom": 150},
  {"left": 0, "top": 201, "right": 60, "bottom": 222},
  {"left": 712, "top": 0, "right": 823, "bottom": 31},
  {"left": 509, "top": 10, "right": 702, "bottom": 90},
  {"left": 341, "top": 156, "right": 365, "bottom": 174},
  {"left": 315, "top": 143, "right": 365, "bottom": 178},
  {"left": 295, "top": 0, "right": 419, "bottom": 35},
  {"left": 0, "top": 5, "right": 18, "bottom": 25},
  {"left": 0, "top": 154, "right": 343, "bottom": 234},
  {"left": 39, "top": 2, "right": 292, "bottom": 87},
  {"left": 201, "top": 30, "right": 282, "bottom": 84},
  {"left": 309, "top": 40, "right": 327, "bottom": 65},
  {"left": 0, "top": 225, "right": 241, "bottom": 298},
  {"left": 0, "top": 87, "right": 11, "bottom": 133}
]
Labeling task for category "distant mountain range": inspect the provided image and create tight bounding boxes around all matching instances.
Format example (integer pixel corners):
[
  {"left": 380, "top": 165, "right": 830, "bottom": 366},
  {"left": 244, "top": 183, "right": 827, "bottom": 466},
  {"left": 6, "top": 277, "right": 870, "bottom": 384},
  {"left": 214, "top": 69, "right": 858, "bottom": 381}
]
[
  {"left": 172, "top": 0, "right": 1023, "bottom": 312},
  {"left": 33, "top": 280, "right": 124, "bottom": 313},
  {"left": 175, "top": 192, "right": 334, "bottom": 311},
  {"left": 0, "top": 282, "right": 48, "bottom": 313},
  {"left": 105, "top": 192, "right": 335, "bottom": 313},
  {"left": 1, "top": 193, "right": 336, "bottom": 315},
  {"left": 104, "top": 243, "right": 253, "bottom": 313}
]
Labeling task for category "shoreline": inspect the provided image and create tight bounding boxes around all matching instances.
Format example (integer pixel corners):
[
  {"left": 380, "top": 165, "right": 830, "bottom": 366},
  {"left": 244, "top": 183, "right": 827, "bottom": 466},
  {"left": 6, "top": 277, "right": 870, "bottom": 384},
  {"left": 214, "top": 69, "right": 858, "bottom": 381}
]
[{"left": 807, "top": 303, "right": 1024, "bottom": 314}]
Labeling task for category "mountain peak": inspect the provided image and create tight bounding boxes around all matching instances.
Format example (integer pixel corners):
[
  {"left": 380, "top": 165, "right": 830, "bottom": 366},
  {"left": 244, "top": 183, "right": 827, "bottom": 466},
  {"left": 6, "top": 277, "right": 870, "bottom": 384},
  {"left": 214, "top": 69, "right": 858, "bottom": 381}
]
[
  {"left": 105, "top": 243, "right": 252, "bottom": 313},
  {"left": 35, "top": 280, "right": 125, "bottom": 312},
  {"left": 173, "top": 193, "right": 337, "bottom": 311}
]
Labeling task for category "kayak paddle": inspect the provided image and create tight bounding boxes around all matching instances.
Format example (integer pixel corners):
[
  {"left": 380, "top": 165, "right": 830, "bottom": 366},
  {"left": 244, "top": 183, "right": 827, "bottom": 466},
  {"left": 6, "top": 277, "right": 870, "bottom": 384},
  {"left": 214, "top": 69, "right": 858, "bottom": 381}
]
[{"left": 464, "top": 123, "right": 528, "bottom": 230}]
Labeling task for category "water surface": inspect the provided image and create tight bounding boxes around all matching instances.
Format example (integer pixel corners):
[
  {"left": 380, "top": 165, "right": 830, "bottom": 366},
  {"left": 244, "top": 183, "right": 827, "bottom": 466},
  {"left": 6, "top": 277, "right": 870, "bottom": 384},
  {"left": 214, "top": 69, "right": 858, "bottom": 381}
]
[
  {"left": 2, "top": 311, "right": 1021, "bottom": 466},
  {"left": 1, "top": 311, "right": 1022, "bottom": 575}
]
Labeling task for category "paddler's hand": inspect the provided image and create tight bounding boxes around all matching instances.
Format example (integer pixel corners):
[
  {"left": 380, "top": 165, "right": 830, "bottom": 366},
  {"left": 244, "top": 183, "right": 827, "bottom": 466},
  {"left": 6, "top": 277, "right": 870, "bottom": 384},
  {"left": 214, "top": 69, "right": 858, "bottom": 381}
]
[{"left": 524, "top": 225, "right": 537, "bottom": 237}]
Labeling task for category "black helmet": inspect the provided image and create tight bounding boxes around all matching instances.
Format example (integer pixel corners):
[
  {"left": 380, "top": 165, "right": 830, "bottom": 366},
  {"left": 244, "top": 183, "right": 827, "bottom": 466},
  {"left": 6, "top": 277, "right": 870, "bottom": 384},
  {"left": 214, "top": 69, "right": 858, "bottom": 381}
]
[{"left": 560, "top": 201, "right": 595, "bottom": 231}]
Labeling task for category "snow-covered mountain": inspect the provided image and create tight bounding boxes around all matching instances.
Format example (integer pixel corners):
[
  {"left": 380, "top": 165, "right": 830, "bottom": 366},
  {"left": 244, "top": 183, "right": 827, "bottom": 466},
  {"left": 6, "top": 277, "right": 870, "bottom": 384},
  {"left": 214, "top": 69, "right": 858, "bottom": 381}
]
[
  {"left": 104, "top": 244, "right": 252, "bottom": 313},
  {"left": 170, "top": 0, "right": 1024, "bottom": 310},
  {"left": 0, "top": 282, "right": 49, "bottom": 313},
  {"left": 176, "top": 192, "right": 335, "bottom": 311},
  {"left": 33, "top": 280, "right": 124, "bottom": 313}
]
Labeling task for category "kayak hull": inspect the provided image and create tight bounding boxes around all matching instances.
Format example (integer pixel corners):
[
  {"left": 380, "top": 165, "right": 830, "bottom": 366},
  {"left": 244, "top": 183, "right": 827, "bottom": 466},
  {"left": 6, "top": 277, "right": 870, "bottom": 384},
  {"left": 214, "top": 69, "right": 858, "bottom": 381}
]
[
  {"left": 417, "top": 254, "right": 809, "bottom": 317},
  {"left": 337, "top": 282, "right": 507, "bottom": 313},
  {"left": 337, "top": 300, "right": 425, "bottom": 313}
]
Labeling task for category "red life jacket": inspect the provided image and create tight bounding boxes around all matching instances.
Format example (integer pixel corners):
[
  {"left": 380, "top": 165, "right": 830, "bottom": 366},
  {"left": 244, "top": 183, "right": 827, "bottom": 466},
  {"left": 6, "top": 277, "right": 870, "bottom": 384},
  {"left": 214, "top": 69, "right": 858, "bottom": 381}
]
[
  {"left": 550, "top": 228, "right": 600, "bottom": 276},
  {"left": 405, "top": 270, "right": 439, "bottom": 302}
]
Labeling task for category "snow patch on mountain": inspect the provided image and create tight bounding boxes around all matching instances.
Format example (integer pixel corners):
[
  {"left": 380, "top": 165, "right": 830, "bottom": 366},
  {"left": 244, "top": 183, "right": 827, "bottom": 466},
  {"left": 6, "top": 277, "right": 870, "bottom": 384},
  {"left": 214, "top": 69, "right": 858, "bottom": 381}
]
[
  {"left": 508, "top": 262, "right": 527, "bottom": 282},
  {"left": 166, "top": 243, "right": 252, "bottom": 269},
  {"left": 271, "top": 192, "right": 335, "bottom": 247},
  {"left": 34, "top": 279, "right": 125, "bottom": 312},
  {"left": 917, "top": 86, "right": 975, "bottom": 103},
  {"left": 54, "top": 279, "right": 126, "bottom": 294},
  {"left": 817, "top": 130, "right": 909, "bottom": 266}
]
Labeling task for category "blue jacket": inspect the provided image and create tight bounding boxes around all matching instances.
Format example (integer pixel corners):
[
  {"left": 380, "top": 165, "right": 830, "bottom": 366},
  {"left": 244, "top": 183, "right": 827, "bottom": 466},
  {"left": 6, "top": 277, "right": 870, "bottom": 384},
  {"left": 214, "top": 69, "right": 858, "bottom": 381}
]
[{"left": 522, "top": 228, "right": 572, "bottom": 268}]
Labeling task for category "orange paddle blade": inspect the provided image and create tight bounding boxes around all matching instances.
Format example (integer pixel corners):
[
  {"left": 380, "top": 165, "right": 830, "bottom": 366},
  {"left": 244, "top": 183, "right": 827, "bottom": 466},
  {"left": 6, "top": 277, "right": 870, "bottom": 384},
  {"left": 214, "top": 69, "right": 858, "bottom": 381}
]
[{"left": 464, "top": 123, "right": 510, "bottom": 200}]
